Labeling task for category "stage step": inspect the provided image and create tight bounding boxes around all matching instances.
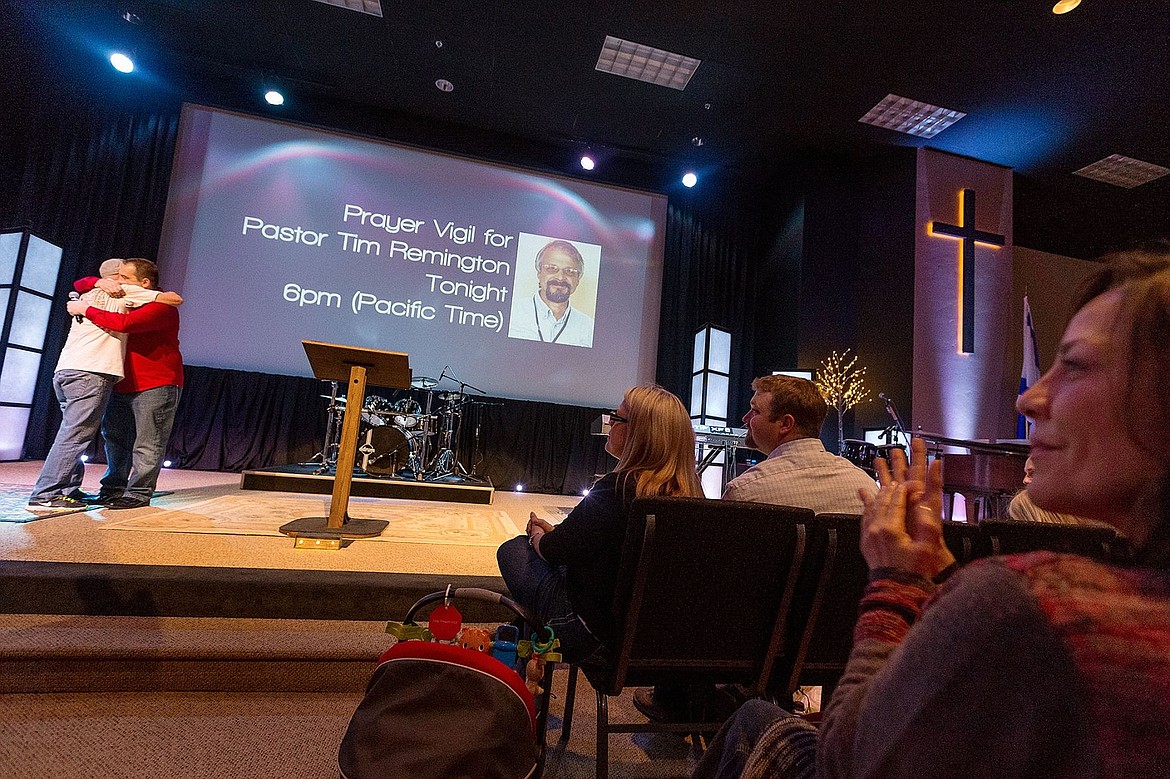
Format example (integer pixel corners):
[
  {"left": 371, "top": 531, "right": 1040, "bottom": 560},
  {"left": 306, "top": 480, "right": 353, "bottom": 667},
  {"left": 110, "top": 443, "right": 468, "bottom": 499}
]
[{"left": 0, "top": 614, "right": 396, "bottom": 694}]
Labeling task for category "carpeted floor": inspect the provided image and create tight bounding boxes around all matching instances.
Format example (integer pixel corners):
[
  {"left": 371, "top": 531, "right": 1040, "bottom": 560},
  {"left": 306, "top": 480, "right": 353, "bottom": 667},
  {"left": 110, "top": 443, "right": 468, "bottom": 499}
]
[
  {"left": 99, "top": 492, "right": 523, "bottom": 547},
  {"left": 0, "top": 483, "right": 91, "bottom": 523},
  {"left": 0, "top": 667, "right": 701, "bottom": 779}
]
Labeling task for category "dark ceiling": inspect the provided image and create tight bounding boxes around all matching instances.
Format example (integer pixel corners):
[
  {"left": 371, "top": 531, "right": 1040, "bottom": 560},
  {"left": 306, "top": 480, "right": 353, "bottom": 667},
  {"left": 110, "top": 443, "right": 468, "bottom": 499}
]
[{"left": 8, "top": 0, "right": 1170, "bottom": 259}]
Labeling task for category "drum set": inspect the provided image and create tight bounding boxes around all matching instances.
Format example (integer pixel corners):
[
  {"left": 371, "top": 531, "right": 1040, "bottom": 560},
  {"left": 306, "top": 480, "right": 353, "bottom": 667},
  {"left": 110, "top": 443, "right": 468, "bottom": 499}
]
[{"left": 308, "top": 373, "right": 489, "bottom": 484}]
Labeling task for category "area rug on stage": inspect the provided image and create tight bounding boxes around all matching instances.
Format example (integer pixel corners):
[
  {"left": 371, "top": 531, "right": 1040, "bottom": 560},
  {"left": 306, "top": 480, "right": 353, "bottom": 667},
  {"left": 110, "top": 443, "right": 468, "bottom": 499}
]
[
  {"left": 0, "top": 483, "right": 92, "bottom": 523},
  {"left": 97, "top": 493, "right": 522, "bottom": 547}
]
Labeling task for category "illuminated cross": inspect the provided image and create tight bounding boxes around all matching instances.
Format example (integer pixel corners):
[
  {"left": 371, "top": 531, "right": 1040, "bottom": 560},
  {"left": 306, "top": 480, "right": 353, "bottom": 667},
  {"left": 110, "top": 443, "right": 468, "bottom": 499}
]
[{"left": 930, "top": 188, "right": 1005, "bottom": 353}]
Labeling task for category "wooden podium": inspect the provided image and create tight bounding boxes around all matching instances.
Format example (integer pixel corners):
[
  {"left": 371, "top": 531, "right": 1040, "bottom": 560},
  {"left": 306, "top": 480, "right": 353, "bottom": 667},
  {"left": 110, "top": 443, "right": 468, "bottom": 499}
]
[{"left": 279, "top": 340, "right": 411, "bottom": 540}]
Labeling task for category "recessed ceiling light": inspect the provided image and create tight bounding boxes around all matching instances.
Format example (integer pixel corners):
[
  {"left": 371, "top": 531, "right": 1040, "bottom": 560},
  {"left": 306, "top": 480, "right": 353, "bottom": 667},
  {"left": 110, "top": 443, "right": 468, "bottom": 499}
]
[
  {"left": 435, "top": 79, "right": 454, "bottom": 92},
  {"left": 264, "top": 89, "right": 285, "bottom": 106},
  {"left": 109, "top": 52, "right": 134, "bottom": 73},
  {"left": 307, "top": 0, "right": 383, "bottom": 17},
  {"left": 580, "top": 155, "right": 595, "bottom": 171},
  {"left": 1073, "top": 154, "right": 1170, "bottom": 188},
  {"left": 682, "top": 172, "right": 698, "bottom": 188},
  {"left": 859, "top": 94, "right": 966, "bottom": 138},
  {"left": 1052, "top": 0, "right": 1081, "bottom": 14},
  {"left": 595, "top": 35, "right": 700, "bottom": 91}
]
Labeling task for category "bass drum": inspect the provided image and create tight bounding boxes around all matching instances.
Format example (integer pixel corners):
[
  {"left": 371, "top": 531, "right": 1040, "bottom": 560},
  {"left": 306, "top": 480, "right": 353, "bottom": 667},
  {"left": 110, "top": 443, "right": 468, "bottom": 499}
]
[
  {"left": 841, "top": 439, "right": 878, "bottom": 474},
  {"left": 361, "top": 425, "right": 423, "bottom": 477}
]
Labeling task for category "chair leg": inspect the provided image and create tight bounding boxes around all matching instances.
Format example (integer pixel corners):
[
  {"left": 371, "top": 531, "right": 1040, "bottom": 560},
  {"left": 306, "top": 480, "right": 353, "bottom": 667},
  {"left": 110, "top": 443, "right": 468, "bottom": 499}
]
[
  {"left": 596, "top": 689, "right": 609, "bottom": 779},
  {"left": 560, "top": 664, "right": 579, "bottom": 743}
]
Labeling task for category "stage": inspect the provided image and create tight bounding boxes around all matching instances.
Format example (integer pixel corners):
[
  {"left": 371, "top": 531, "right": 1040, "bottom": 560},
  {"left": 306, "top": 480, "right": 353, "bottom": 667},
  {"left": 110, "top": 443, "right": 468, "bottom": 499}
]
[{"left": 0, "top": 460, "right": 580, "bottom": 621}]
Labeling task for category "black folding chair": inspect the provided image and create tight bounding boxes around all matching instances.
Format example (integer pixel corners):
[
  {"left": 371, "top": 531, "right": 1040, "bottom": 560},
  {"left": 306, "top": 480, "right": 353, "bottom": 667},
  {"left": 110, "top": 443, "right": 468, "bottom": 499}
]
[
  {"left": 559, "top": 496, "right": 814, "bottom": 779},
  {"left": 777, "top": 515, "right": 980, "bottom": 704}
]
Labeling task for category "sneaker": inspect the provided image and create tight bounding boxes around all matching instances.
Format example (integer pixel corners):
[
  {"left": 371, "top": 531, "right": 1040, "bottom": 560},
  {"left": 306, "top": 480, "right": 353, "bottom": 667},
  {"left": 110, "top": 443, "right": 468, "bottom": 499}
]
[
  {"left": 27, "top": 495, "right": 88, "bottom": 511},
  {"left": 102, "top": 496, "right": 151, "bottom": 510},
  {"left": 632, "top": 688, "right": 688, "bottom": 723},
  {"left": 84, "top": 491, "right": 122, "bottom": 505}
]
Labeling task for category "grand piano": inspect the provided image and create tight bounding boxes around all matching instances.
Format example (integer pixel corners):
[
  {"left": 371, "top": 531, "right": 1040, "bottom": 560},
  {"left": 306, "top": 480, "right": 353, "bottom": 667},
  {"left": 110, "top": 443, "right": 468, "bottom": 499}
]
[{"left": 918, "top": 432, "right": 1030, "bottom": 522}]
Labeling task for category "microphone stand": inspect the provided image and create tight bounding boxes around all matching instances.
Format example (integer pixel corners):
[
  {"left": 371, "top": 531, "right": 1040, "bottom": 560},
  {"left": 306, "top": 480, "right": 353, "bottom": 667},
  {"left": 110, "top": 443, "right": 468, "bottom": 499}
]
[{"left": 880, "top": 393, "right": 908, "bottom": 448}]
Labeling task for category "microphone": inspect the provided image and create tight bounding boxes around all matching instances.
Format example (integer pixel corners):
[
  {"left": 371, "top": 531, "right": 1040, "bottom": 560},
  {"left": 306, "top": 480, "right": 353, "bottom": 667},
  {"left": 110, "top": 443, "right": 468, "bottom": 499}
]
[
  {"left": 68, "top": 291, "right": 84, "bottom": 323},
  {"left": 879, "top": 392, "right": 906, "bottom": 433}
]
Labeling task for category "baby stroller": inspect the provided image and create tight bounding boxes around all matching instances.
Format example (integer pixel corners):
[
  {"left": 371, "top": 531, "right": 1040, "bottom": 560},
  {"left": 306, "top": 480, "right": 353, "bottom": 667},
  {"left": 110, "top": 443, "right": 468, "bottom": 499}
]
[{"left": 339, "top": 586, "right": 560, "bottom": 779}]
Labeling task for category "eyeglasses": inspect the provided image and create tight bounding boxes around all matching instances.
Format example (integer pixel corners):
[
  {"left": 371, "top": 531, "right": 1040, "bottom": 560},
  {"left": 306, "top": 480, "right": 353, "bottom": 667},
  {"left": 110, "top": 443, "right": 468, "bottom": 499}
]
[
  {"left": 538, "top": 263, "right": 582, "bottom": 280},
  {"left": 609, "top": 412, "right": 629, "bottom": 425}
]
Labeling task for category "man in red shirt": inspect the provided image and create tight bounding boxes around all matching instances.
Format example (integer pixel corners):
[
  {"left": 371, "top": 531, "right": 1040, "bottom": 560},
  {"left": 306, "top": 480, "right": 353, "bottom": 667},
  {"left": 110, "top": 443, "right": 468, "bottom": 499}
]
[{"left": 67, "top": 258, "right": 183, "bottom": 509}]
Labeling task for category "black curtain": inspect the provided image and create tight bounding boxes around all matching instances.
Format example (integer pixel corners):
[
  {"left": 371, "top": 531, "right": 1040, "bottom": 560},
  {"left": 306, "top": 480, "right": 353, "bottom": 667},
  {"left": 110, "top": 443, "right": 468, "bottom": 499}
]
[
  {"left": 14, "top": 104, "right": 179, "bottom": 459},
  {"left": 657, "top": 200, "right": 772, "bottom": 418}
]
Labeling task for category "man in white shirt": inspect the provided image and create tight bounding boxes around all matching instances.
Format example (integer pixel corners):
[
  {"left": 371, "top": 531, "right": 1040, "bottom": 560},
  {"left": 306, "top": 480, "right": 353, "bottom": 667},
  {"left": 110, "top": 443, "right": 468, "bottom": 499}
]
[
  {"left": 635, "top": 374, "right": 878, "bottom": 722},
  {"left": 28, "top": 259, "right": 181, "bottom": 511},
  {"left": 507, "top": 239, "right": 596, "bottom": 347},
  {"left": 722, "top": 374, "right": 877, "bottom": 512}
]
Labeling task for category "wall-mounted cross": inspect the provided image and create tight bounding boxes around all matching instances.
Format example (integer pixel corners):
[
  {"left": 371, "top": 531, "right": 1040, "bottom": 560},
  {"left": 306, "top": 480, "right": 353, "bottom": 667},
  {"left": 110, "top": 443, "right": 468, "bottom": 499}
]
[{"left": 930, "top": 188, "right": 1005, "bottom": 353}]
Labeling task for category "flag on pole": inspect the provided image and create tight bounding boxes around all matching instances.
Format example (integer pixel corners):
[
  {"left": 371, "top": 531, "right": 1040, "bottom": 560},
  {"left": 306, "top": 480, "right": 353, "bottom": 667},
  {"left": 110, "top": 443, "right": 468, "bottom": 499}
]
[{"left": 1016, "top": 295, "right": 1040, "bottom": 439}]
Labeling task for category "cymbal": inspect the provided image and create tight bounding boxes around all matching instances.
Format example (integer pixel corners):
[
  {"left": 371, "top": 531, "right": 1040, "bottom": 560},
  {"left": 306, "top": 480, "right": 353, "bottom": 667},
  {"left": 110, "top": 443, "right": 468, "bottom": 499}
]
[
  {"left": 411, "top": 376, "right": 438, "bottom": 389},
  {"left": 319, "top": 394, "right": 347, "bottom": 402},
  {"left": 439, "top": 392, "right": 465, "bottom": 401}
]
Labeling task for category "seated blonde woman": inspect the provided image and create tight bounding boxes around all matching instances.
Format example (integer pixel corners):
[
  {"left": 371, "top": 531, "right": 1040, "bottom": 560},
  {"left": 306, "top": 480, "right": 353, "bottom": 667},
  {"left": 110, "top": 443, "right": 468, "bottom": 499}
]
[
  {"left": 1006, "top": 457, "right": 1084, "bottom": 524},
  {"left": 496, "top": 384, "right": 702, "bottom": 662},
  {"left": 694, "top": 245, "right": 1170, "bottom": 779}
]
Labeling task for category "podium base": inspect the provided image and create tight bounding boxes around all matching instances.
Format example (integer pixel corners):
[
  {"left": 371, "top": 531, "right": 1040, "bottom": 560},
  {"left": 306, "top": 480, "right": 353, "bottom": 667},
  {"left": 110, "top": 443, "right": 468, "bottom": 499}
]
[{"left": 278, "top": 516, "right": 389, "bottom": 539}]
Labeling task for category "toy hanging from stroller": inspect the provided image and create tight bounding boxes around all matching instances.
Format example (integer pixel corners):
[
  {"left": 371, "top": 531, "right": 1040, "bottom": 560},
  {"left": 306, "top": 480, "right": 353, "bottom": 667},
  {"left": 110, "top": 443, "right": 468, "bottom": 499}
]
[{"left": 339, "top": 586, "right": 560, "bottom": 779}]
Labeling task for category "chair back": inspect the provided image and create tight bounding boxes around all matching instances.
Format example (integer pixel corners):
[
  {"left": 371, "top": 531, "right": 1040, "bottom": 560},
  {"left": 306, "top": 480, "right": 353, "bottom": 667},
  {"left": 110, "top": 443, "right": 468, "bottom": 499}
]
[
  {"left": 778, "top": 513, "right": 866, "bottom": 694},
  {"left": 779, "top": 515, "right": 980, "bottom": 697},
  {"left": 976, "top": 519, "right": 1118, "bottom": 561},
  {"left": 601, "top": 496, "right": 814, "bottom": 697}
]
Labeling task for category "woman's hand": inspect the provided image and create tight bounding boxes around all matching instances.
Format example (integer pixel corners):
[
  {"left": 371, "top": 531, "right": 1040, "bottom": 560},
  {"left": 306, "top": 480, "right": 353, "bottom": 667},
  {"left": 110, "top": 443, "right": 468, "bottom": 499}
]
[
  {"left": 526, "top": 513, "right": 554, "bottom": 535},
  {"left": 858, "top": 437, "right": 955, "bottom": 579},
  {"left": 526, "top": 512, "right": 553, "bottom": 557}
]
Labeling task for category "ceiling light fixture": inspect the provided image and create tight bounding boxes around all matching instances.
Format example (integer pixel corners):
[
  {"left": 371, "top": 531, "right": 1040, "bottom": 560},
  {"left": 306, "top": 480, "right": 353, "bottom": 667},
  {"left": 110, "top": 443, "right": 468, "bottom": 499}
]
[
  {"left": 109, "top": 51, "right": 134, "bottom": 73},
  {"left": 264, "top": 89, "right": 285, "bottom": 106},
  {"left": 580, "top": 155, "right": 595, "bottom": 171},
  {"left": 682, "top": 171, "right": 698, "bottom": 188},
  {"left": 858, "top": 94, "right": 966, "bottom": 138},
  {"left": 1052, "top": 0, "right": 1081, "bottom": 14},
  {"left": 595, "top": 35, "right": 700, "bottom": 91},
  {"left": 435, "top": 79, "right": 454, "bottom": 92},
  {"left": 1073, "top": 154, "right": 1170, "bottom": 188}
]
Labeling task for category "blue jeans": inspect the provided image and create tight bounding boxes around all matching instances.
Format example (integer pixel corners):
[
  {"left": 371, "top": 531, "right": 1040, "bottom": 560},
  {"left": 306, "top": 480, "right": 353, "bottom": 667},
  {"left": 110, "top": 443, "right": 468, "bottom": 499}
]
[
  {"left": 692, "top": 700, "right": 817, "bottom": 779},
  {"left": 100, "top": 385, "right": 182, "bottom": 502},
  {"left": 30, "top": 370, "right": 117, "bottom": 501},
  {"left": 496, "top": 535, "right": 604, "bottom": 664}
]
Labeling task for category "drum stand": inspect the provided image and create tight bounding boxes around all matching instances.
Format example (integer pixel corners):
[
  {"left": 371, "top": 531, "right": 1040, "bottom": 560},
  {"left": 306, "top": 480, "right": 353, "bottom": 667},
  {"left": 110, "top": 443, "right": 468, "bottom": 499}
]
[
  {"left": 308, "top": 381, "right": 344, "bottom": 475},
  {"left": 424, "top": 394, "right": 472, "bottom": 482}
]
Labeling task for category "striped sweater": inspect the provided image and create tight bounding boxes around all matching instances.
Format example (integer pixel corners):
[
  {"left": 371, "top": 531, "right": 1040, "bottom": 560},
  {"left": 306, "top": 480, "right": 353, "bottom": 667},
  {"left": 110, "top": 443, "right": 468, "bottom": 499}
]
[{"left": 813, "top": 552, "right": 1170, "bottom": 778}]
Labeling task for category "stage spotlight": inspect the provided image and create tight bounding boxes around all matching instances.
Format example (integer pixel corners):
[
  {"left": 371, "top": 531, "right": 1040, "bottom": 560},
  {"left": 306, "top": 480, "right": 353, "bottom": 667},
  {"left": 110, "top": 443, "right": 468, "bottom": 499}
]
[
  {"left": 109, "top": 52, "right": 134, "bottom": 73},
  {"left": 264, "top": 89, "right": 285, "bottom": 106},
  {"left": 581, "top": 488, "right": 590, "bottom": 497},
  {"left": 79, "top": 454, "right": 89, "bottom": 463},
  {"left": 163, "top": 460, "right": 173, "bottom": 468},
  {"left": 682, "top": 171, "right": 698, "bottom": 188},
  {"left": 515, "top": 483, "right": 525, "bottom": 492},
  {"left": 580, "top": 155, "right": 595, "bottom": 171}
]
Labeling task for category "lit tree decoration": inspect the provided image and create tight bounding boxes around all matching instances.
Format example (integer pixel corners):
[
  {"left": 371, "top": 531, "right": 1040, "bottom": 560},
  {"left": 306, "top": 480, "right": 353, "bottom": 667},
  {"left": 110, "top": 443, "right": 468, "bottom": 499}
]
[{"left": 814, "top": 349, "right": 871, "bottom": 455}]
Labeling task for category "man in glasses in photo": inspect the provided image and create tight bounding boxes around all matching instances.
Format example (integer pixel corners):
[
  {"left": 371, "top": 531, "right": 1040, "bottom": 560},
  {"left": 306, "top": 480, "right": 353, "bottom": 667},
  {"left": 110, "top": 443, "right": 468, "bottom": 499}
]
[{"left": 507, "top": 239, "right": 596, "bottom": 347}]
